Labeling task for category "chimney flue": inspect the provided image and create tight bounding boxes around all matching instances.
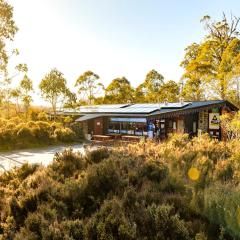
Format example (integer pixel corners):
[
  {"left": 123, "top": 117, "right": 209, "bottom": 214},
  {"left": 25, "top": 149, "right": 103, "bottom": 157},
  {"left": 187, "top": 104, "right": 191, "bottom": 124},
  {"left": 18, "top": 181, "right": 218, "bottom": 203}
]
[
  {"left": 164, "top": 99, "right": 168, "bottom": 106},
  {"left": 179, "top": 97, "right": 184, "bottom": 105}
]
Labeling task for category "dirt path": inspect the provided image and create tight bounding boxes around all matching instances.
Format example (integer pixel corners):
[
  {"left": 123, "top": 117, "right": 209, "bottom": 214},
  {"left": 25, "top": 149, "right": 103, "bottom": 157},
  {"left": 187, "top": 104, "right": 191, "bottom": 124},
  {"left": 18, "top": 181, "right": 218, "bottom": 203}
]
[{"left": 0, "top": 143, "right": 85, "bottom": 172}]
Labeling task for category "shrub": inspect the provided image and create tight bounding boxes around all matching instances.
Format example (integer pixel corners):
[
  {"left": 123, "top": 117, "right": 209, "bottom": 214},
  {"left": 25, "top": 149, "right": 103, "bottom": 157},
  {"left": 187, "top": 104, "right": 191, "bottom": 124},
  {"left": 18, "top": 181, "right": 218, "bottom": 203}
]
[
  {"left": 16, "top": 211, "right": 48, "bottom": 239},
  {"left": 51, "top": 148, "right": 85, "bottom": 177},
  {"left": 85, "top": 147, "right": 110, "bottom": 164},
  {"left": 37, "top": 111, "right": 48, "bottom": 121},
  {"left": 0, "top": 118, "right": 81, "bottom": 150},
  {"left": 43, "top": 219, "right": 84, "bottom": 240},
  {"left": 146, "top": 204, "right": 190, "bottom": 240},
  {"left": 33, "top": 121, "right": 51, "bottom": 142},
  {"left": 202, "top": 185, "right": 240, "bottom": 238},
  {"left": 54, "top": 127, "right": 76, "bottom": 143},
  {"left": 70, "top": 122, "right": 84, "bottom": 139},
  {"left": 138, "top": 160, "right": 169, "bottom": 182},
  {"left": 214, "top": 160, "right": 234, "bottom": 182},
  {"left": 17, "top": 163, "right": 40, "bottom": 182},
  {"left": 0, "top": 128, "right": 14, "bottom": 144},
  {"left": 167, "top": 133, "right": 190, "bottom": 148},
  {"left": 84, "top": 198, "right": 136, "bottom": 240},
  {"left": 79, "top": 160, "right": 121, "bottom": 215},
  {"left": 16, "top": 127, "right": 34, "bottom": 140},
  {"left": 2, "top": 135, "right": 240, "bottom": 239}
]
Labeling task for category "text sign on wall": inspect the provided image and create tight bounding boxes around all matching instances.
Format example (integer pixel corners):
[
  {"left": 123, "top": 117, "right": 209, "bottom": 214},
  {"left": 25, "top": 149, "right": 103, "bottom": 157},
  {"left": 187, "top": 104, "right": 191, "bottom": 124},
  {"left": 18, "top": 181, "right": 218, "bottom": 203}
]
[{"left": 209, "top": 113, "right": 220, "bottom": 129}]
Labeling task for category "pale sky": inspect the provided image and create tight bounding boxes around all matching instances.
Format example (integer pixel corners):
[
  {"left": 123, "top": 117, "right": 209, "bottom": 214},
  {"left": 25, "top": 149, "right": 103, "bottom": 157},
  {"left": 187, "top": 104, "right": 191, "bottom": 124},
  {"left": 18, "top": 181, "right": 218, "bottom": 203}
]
[{"left": 8, "top": 0, "right": 240, "bottom": 105}]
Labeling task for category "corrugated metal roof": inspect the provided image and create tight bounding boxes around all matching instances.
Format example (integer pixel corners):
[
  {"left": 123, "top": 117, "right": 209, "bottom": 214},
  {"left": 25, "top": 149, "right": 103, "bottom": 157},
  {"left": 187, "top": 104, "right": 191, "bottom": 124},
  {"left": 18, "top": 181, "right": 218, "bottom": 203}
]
[
  {"left": 71, "top": 102, "right": 191, "bottom": 114},
  {"left": 149, "top": 100, "right": 231, "bottom": 117},
  {"left": 75, "top": 114, "right": 104, "bottom": 122},
  {"left": 62, "top": 100, "right": 237, "bottom": 117},
  {"left": 75, "top": 113, "right": 149, "bottom": 121}
]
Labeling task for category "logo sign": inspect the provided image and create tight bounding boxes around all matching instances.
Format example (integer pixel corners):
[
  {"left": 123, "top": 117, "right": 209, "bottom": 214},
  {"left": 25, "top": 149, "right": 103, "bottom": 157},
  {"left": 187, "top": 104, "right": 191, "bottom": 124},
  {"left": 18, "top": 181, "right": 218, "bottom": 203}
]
[{"left": 209, "top": 113, "right": 220, "bottom": 129}]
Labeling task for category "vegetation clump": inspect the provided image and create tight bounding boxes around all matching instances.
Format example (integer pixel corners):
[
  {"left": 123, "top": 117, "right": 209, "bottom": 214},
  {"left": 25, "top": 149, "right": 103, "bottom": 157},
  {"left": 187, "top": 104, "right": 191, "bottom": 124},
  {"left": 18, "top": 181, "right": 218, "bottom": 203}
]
[
  {"left": 1, "top": 135, "right": 240, "bottom": 239},
  {"left": 0, "top": 118, "right": 79, "bottom": 151}
]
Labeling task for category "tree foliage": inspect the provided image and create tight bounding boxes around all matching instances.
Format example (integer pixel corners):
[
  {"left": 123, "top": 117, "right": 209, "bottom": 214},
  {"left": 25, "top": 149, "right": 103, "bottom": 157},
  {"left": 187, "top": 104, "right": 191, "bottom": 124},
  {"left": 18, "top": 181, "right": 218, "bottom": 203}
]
[
  {"left": 181, "top": 14, "right": 240, "bottom": 105},
  {"left": 104, "top": 77, "right": 134, "bottom": 103},
  {"left": 0, "top": 0, "right": 18, "bottom": 74},
  {"left": 75, "top": 71, "right": 103, "bottom": 104},
  {"left": 136, "top": 69, "right": 164, "bottom": 102},
  {"left": 135, "top": 70, "right": 179, "bottom": 103},
  {"left": 19, "top": 74, "right": 33, "bottom": 117},
  {"left": 39, "top": 68, "right": 70, "bottom": 118}
]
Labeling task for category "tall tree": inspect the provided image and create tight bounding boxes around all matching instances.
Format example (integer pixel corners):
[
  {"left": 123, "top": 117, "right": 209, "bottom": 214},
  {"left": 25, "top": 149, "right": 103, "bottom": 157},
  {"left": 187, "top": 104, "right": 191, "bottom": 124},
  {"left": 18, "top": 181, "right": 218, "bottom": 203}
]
[
  {"left": 75, "top": 71, "right": 103, "bottom": 104},
  {"left": 144, "top": 69, "right": 164, "bottom": 92},
  {"left": 20, "top": 74, "right": 33, "bottom": 117},
  {"left": 181, "top": 14, "right": 240, "bottom": 102},
  {"left": 219, "top": 38, "right": 240, "bottom": 106},
  {"left": 104, "top": 77, "right": 134, "bottom": 104},
  {"left": 39, "top": 68, "right": 69, "bottom": 118},
  {"left": 63, "top": 90, "right": 77, "bottom": 109},
  {"left": 181, "top": 74, "right": 205, "bottom": 101},
  {"left": 10, "top": 87, "right": 21, "bottom": 115},
  {"left": 0, "top": 0, "right": 24, "bottom": 118},
  {"left": 158, "top": 80, "right": 180, "bottom": 102},
  {"left": 3, "top": 63, "right": 28, "bottom": 118},
  {"left": 135, "top": 83, "right": 146, "bottom": 103},
  {"left": 136, "top": 69, "right": 164, "bottom": 102},
  {"left": 0, "top": 0, "right": 18, "bottom": 76}
]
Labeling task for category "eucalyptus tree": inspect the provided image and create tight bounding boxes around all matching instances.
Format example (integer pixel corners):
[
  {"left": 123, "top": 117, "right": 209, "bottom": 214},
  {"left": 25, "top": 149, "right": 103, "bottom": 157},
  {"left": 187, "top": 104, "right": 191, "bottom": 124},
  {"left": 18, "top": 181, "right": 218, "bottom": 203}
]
[
  {"left": 104, "top": 77, "right": 134, "bottom": 104},
  {"left": 75, "top": 71, "right": 104, "bottom": 104},
  {"left": 181, "top": 14, "right": 240, "bottom": 103},
  {"left": 39, "top": 68, "right": 70, "bottom": 119},
  {"left": 136, "top": 69, "right": 164, "bottom": 102}
]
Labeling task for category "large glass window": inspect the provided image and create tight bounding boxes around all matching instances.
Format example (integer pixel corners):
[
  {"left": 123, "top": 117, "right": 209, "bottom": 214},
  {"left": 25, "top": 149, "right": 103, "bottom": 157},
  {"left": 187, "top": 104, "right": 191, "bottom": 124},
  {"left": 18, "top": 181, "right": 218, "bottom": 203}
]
[
  {"left": 135, "top": 122, "right": 147, "bottom": 136},
  {"left": 120, "top": 122, "right": 128, "bottom": 134},
  {"left": 108, "top": 118, "right": 147, "bottom": 136},
  {"left": 108, "top": 121, "right": 120, "bottom": 134}
]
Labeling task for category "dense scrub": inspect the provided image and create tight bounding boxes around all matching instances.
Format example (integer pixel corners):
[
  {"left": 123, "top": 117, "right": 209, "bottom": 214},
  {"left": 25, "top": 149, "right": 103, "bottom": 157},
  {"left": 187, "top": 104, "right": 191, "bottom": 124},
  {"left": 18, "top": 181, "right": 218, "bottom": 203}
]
[
  {"left": 0, "top": 135, "right": 240, "bottom": 239},
  {"left": 0, "top": 118, "right": 79, "bottom": 150}
]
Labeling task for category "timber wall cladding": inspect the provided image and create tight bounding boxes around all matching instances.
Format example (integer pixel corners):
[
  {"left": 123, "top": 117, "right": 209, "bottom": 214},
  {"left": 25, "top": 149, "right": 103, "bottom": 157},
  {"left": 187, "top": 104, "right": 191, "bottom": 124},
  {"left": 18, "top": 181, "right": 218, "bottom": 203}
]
[
  {"left": 82, "top": 122, "right": 88, "bottom": 135},
  {"left": 198, "top": 110, "right": 208, "bottom": 132}
]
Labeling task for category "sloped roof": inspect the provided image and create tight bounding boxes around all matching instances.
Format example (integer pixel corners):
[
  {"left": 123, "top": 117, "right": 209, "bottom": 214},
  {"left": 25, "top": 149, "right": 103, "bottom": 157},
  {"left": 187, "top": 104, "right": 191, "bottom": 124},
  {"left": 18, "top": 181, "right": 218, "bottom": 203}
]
[
  {"left": 149, "top": 100, "right": 238, "bottom": 118},
  {"left": 75, "top": 114, "right": 104, "bottom": 122},
  {"left": 73, "top": 102, "right": 191, "bottom": 114},
  {"left": 61, "top": 100, "right": 237, "bottom": 118}
]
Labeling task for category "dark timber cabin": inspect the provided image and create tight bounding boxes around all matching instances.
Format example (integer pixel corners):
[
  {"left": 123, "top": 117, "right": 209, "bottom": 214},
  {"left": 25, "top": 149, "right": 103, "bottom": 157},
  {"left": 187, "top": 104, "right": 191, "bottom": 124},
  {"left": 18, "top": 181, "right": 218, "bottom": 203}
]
[{"left": 60, "top": 100, "right": 238, "bottom": 141}]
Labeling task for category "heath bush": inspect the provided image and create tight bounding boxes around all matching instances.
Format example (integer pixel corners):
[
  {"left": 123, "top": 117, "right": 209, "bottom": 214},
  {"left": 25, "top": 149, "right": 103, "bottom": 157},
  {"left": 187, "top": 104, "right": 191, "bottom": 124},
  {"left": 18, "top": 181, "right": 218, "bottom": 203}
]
[
  {"left": 51, "top": 148, "right": 85, "bottom": 178},
  {"left": 138, "top": 160, "right": 169, "bottom": 183},
  {"left": 85, "top": 147, "right": 110, "bottom": 164},
  {"left": 54, "top": 127, "right": 76, "bottom": 143},
  {"left": 1, "top": 135, "right": 240, "bottom": 239}
]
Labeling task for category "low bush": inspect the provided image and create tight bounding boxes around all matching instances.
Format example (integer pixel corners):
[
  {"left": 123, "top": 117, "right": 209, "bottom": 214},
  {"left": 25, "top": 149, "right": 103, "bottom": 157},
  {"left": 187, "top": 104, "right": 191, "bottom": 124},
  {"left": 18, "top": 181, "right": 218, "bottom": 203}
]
[
  {"left": 85, "top": 147, "right": 110, "bottom": 164},
  {"left": 51, "top": 148, "right": 85, "bottom": 178},
  {"left": 16, "top": 127, "right": 34, "bottom": 140},
  {"left": 1, "top": 135, "right": 240, "bottom": 239},
  {"left": 138, "top": 160, "right": 169, "bottom": 182},
  {"left": 54, "top": 128, "right": 76, "bottom": 143},
  {"left": 0, "top": 118, "right": 80, "bottom": 150}
]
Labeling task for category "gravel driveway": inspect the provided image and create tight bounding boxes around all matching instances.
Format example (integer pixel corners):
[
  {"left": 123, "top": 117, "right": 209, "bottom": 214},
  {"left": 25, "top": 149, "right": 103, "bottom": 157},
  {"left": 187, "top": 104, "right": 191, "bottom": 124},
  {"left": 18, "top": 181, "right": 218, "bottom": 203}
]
[{"left": 0, "top": 143, "right": 85, "bottom": 172}]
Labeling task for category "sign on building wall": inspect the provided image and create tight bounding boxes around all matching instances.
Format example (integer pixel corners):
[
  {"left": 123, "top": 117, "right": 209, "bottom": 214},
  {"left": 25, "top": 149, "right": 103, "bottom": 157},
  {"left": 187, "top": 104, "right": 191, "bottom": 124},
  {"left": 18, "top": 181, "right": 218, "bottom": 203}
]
[
  {"left": 198, "top": 110, "right": 208, "bottom": 132},
  {"left": 209, "top": 113, "right": 220, "bottom": 129}
]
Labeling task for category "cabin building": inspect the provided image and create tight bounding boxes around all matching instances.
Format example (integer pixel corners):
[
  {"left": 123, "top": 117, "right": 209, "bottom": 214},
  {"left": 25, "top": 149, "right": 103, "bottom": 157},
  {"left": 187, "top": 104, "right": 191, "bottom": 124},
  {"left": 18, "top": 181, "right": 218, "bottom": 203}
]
[{"left": 60, "top": 100, "right": 238, "bottom": 141}]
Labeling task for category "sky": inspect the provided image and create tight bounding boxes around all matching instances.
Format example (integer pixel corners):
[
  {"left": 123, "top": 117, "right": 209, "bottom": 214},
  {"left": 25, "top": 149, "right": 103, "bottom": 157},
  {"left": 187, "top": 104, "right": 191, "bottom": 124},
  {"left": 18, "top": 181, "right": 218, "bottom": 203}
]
[{"left": 7, "top": 0, "right": 240, "bottom": 105}]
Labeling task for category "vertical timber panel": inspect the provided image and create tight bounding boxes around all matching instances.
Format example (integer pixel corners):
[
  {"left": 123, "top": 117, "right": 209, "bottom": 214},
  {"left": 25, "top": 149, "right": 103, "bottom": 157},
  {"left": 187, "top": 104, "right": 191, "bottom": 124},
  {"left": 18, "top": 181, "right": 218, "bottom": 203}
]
[{"left": 198, "top": 110, "right": 208, "bottom": 133}]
